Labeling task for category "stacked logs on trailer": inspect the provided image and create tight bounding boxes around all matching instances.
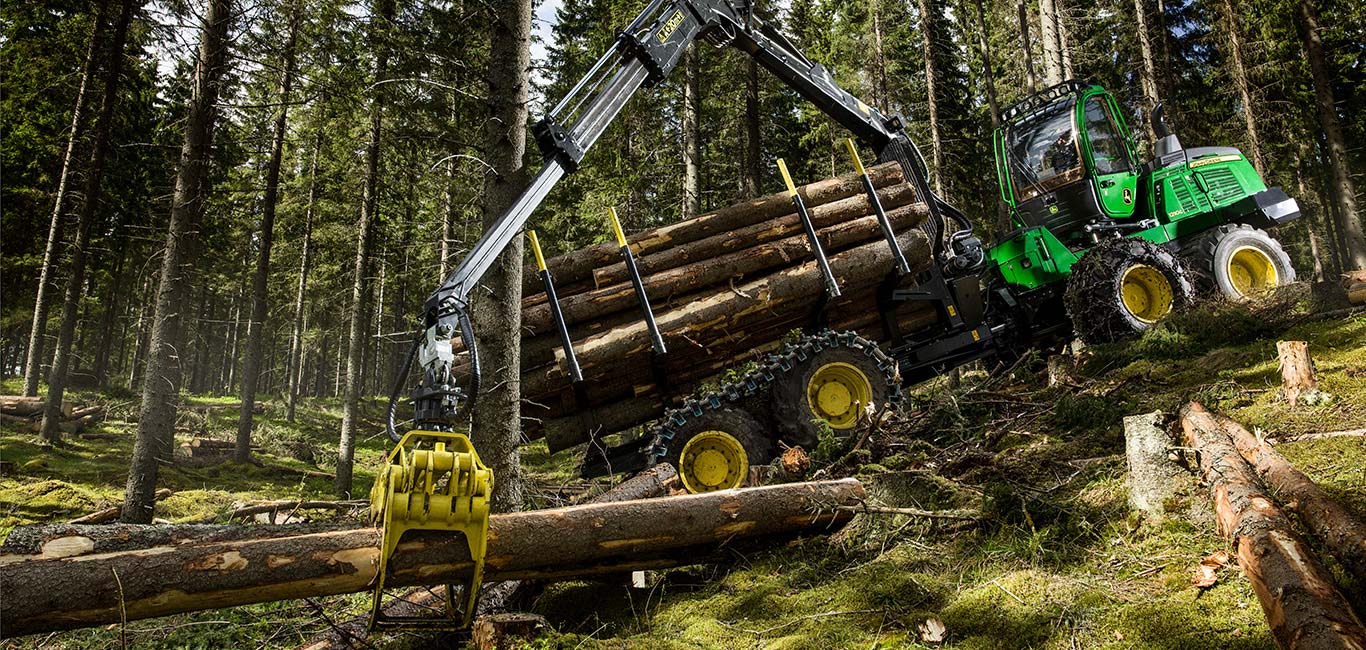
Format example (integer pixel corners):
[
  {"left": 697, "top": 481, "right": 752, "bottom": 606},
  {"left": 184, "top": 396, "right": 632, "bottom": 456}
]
[
  {"left": 0, "top": 396, "right": 103, "bottom": 434},
  {"left": 489, "top": 162, "right": 938, "bottom": 453},
  {"left": 0, "top": 478, "right": 865, "bottom": 638},
  {"left": 1179, "top": 402, "right": 1366, "bottom": 649}
]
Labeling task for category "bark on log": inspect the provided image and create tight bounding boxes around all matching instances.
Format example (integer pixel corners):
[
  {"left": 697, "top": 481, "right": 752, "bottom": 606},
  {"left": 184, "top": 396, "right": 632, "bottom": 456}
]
[
  {"left": 521, "top": 230, "right": 930, "bottom": 401},
  {"left": 0, "top": 396, "right": 72, "bottom": 418},
  {"left": 1178, "top": 402, "right": 1366, "bottom": 649},
  {"left": 521, "top": 163, "right": 905, "bottom": 295},
  {"left": 1277, "top": 341, "right": 1320, "bottom": 407},
  {"left": 0, "top": 478, "right": 863, "bottom": 637},
  {"left": 1188, "top": 403, "right": 1366, "bottom": 584},
  {"left": 521, "top": 202, "right": 926, "bottom": 336}
]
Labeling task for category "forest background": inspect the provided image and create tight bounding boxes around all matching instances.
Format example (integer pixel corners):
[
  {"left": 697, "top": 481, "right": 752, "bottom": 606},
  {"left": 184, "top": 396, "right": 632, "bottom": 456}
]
[{"left": 2, "top": 0, "right": 1364, "bottom": 509}]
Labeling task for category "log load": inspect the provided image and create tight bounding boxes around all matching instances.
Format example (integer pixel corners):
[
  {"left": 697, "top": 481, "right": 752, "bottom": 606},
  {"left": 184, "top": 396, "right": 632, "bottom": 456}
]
[
  {"left": 1179, "top": 403, "right": 1366, "bottom": 649},
  {"left": 0, "top": 398, "right": 100, "bottom": 434},
  {"left": 1342, "top": 270, "right": 1366, "bottom": 306},
  {"left": 0, "top": 478, "right": 863, "bottom": 638},
  {"left": 1189, "top": 404, "right": 1366, "bottom": 584},
  {"left": 489, "top": 162, "right": 940, "bottom": 450}
]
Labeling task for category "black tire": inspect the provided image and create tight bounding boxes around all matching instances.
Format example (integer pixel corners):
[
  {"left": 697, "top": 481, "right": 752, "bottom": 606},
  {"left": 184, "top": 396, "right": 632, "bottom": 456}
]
[
  {"left": 660, "top": 407, "right": 774, "bottom": 491},
  {"left": 1064, "top": 238, "right": 1195, "bottom": 344},
  {"left": 1187, "top": 223, "right": 1296, "bottom": 299},
  {"left": 770, "top": 345, "right": 895, "bottom": 449}
]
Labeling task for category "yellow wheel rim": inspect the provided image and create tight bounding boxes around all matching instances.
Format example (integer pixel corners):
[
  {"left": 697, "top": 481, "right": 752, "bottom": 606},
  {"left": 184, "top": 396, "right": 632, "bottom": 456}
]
[
  {"left": 1227, "top": 246, "right": 1278, "bottom": 297},
  {"left": 1120, "top": 264, "right": 1174, "bottom": 324},
  {"left": 806, "top": 362, "right": 873, "bottom": 430},
  {"left": 679, "top": 430, "right": 749, "bottom": 493}
]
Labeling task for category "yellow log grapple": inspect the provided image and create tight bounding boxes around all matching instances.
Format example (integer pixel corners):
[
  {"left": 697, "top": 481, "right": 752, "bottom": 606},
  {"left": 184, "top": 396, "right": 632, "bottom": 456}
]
[{"left": 367, "top": 430, "right": 492, "bottom": 631}]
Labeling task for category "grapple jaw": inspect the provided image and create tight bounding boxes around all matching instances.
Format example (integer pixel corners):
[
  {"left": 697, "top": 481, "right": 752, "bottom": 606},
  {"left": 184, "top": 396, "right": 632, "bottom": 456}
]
[{"left": 368, "top": 430, "right": 493, "bottom": 631}]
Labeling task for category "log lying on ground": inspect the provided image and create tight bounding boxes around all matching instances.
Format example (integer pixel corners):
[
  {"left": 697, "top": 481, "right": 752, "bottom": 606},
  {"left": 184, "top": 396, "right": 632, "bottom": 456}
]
[
  {"left": 0, "top": 478, "right": 862, "bottom": 637},
  {"left": 295, "top": 464, "right": 682, "bottom": 650},
  {"left": 1186, "top": 403, "right": 1366, "bottom": 584},
  {"left": 1179, "top": 402, "right": 1366, "bottom": 649},
  {"left": 0, "top": 396, "right": 72, "bottom": 418},
  {"left": 67, "top": 489, "right": 173, "bottom": 525}
]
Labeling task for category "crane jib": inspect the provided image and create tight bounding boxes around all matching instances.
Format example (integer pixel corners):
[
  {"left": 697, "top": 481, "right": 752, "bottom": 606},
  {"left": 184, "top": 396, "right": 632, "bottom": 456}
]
[{"left": 403, "top": 0, "right": 965, "bottom": 433}]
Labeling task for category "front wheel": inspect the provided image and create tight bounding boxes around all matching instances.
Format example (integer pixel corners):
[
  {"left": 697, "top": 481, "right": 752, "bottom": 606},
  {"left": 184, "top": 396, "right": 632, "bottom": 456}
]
[
  {"left": 1189, "top": 224, "right": 1296, "bottom": 299},
  {"left": 1065, "top": 238, "right": 1195, "bottom": 344}
]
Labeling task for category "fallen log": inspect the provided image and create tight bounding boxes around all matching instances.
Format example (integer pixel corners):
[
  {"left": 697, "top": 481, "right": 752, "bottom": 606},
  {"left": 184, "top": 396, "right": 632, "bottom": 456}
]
[
  {"left": 0, "top": 478, "right": 863, "bottom": 637},
  {"left": 0, "top": 396, "right": 72, "bottom": 418},
  {"left": 1179, "top": 402, "right": 1366, "bottom": 649},
  {"left": 296, "top": 464, "right": 681, "bottom": 650},
  {"left": 1187, "top": 403, "right": 1366, "bottom": 584},
  {"left": 67, "top": 489, "right": 174, "bottom": 525}
]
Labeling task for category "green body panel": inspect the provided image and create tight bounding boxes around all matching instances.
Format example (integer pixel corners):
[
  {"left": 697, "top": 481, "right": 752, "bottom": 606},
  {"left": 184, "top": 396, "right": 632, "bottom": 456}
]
[{"left": 986, "top": 84, "right": 1272, "bottom": 292}]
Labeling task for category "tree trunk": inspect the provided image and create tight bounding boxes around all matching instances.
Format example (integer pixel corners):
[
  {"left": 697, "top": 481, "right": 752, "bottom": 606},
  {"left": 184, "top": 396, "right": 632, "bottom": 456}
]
[
  {"left": 0, "top": 479, "right": 863, "bottom": 637},
  {"left": 236, "top": 16, "right": 298, "bottom": 462},
  {"left": 287, "top": 128, "right": 323, "bottom": 423},
  {"left": 1018, "top": 1, "right": 1039, "bottom": 93},
  {"left": 39, "top": 0, "right": 136, "bottom": 444},
  {"left": 337, "top": 0, "right": 396, "bottom": 497},
  {"left": 742, "top": 58, "right": 762, "bottom": 199},
  {"left": 1298, "top": 0, "right": 1366, "bottom": 269},
  {"left": 918, "top": 0, "right": 945, "bottom": 195},
  {"left": 22, "top": 3, "right": 109, "bottom": 398},
  {"left": 1132, "top": 0, "right": 1162, "bottom": 147},
  {"left": 682, "top": 44, "right": 701, "bottom": 218},
  {"left": 122, "top": 0, "right": 234, "bottom": 524},
  {"left": 1038, "top": 0, "right": 1063, "bottom": 85},
  {"left": 91, "top": 249, "right": 129, "bottom": 387},
  {"left": 1189, "top": 404, "right": 1366, "bottom": 584},
  {"left": 470, "top": 0, "right": 534, "bottom": 512},
  {"left": 1220, "top": 0, "right": 1265, "bottom": 174},
  {"left": 1179, "top": 403, "right": 1366, "bottom": 649}
]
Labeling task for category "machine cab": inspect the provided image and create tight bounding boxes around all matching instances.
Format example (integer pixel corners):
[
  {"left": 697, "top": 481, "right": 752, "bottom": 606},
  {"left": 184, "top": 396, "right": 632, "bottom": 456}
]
[{"left": 992, "top": 81, "right": 1141, "bottom": 246}]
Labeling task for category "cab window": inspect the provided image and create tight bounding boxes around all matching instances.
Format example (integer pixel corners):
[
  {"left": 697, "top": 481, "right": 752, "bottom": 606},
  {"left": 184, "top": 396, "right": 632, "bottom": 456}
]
[
  {"left": 1004, "top": 99, "right": 1082, "bottom": 201},
  {"left": 1084, "top": 97, "right": 1131, "bottom": 175}
]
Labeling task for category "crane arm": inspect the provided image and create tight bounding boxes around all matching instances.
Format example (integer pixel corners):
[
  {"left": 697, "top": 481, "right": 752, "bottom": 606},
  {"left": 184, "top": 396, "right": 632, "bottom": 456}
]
[{"left": 397, "top": 0, "right": 962, "bottom": 437}]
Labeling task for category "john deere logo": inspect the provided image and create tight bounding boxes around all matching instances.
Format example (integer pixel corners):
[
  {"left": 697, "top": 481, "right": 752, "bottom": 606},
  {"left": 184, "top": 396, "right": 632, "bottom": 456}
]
[
  {"left": 1048, "top": 205, "right": 1059, "bottom": 214},
  {"left": 657, "top": 10, "right": 685, "bottom": 43},
  {"left": 1122, "top": 187, "right": 1133, "bottom": 205}
]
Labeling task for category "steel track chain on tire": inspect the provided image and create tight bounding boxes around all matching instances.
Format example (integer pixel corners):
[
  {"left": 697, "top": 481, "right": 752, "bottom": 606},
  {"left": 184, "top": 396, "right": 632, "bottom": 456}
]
[{"left": 643, "top": 329, "right": 904, "bottom": 465}]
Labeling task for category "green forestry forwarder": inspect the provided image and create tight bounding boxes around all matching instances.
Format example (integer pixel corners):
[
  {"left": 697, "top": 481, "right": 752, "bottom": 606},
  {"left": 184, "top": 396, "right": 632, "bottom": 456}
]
[{"left": 361, "top": 0, "right": 1300, "bottom": 630}]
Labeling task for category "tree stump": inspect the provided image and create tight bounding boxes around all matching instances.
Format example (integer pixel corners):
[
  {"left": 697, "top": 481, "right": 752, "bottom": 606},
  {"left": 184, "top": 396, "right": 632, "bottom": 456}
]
[
  {"left": 471, "top": 612, "right": 548, "bottom": 649},
  {"left": 1277, "top": 341, "right": 1325, "bottom": 407}
]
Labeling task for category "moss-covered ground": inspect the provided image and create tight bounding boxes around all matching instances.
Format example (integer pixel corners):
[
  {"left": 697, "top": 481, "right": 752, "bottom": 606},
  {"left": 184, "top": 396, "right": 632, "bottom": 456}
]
[{"left": 2, "top": 300, "right": 1363, "bottom": 649}]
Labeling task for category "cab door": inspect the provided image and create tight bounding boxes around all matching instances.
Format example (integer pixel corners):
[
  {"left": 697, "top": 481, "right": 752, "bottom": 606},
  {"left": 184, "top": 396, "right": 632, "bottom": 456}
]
[{"left": 1081, "top": 95, "right": 1139, "bottom": 219}]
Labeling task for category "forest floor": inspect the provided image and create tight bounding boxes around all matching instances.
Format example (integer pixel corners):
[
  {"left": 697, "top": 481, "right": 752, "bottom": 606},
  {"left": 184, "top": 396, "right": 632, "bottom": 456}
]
[{"left": 2, "top": 294, "right": 1364, "bottom": 649}]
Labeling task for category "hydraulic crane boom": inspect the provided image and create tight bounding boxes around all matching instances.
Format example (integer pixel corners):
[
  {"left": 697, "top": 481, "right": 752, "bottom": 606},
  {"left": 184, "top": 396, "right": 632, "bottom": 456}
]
[{"left": 394, "top": 0, "right": 974, "bottom": 437}]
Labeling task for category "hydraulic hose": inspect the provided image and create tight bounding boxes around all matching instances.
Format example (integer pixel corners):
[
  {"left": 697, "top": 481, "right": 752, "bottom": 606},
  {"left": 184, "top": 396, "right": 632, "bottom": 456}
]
[{"left": 386, "top": 336, "right": 419, "bottom": 443}]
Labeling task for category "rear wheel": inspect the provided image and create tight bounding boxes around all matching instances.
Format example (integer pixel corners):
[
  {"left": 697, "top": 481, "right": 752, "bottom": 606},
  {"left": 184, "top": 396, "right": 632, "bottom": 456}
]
[
  {"left": 1065, "top": 238, "right": 1194, "bottom": 344},
  {"left": 770, "top": 343, "right": 897, "bottom": 449},
  {"left": 1189, "top": 224, "right": 1295, "bottom": 299},
  {"left": 660, "top": 408, "right": 773, "bottom": 493}
]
